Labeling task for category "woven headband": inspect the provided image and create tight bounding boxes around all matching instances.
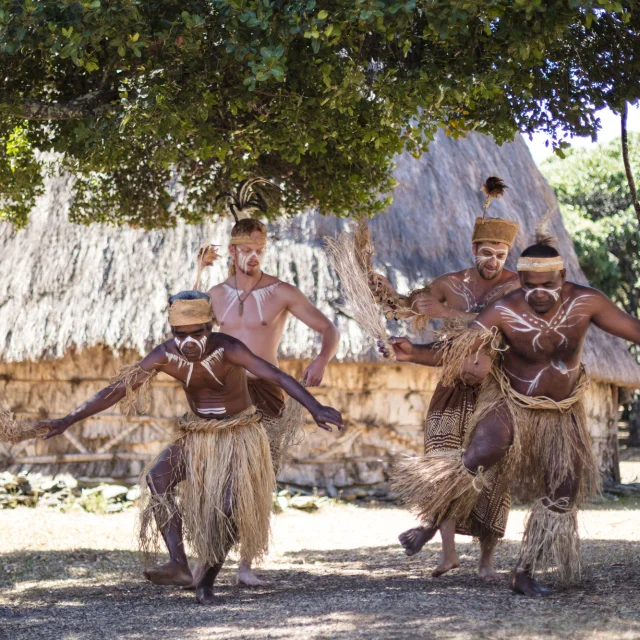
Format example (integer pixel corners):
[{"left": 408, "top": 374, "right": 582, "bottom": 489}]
[
  {"left": 168, "top": 299, "right": 212, "bottom": 326},
  {"left": 517, "top": 257, "right": 565, "bottom": 272},
  {"left": 230, "top": 234, "right": 267, "bottom": 246}
]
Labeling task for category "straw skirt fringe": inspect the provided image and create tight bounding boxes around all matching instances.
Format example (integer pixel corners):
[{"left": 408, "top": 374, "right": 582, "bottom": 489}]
[
  {"left": 391, "top": 450, "right": 488, "bottom": 526},
  {"left": 465, "top": 369, "right": 601, "bottom": 503},
  {"left": 139, "top": 407, "right": 275, "bottom": 567},
  {"left": 518, "top": 500, "right": 581, "bottom": 584}
]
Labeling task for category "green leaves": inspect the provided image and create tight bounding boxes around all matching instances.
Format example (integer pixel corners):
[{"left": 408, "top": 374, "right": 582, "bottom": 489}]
[
  {"left": 0, "top": 0, "right": 639, "bottom": 228},
  {"left": 544, "top": 134, "right": 640, "bottom": 312}
]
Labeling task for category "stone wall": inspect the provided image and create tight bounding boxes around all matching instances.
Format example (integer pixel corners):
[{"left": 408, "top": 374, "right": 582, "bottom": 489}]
[{"left": 0, "top": 347, "right": 621, "bottom": 489}]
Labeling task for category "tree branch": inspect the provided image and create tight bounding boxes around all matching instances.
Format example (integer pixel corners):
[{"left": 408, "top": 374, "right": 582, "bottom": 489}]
[
  {"left": 621, "top": 102, "right": 640, "bottom": 224},
  {"left": 14, "top": 90, "right": 119, "bottom": 121}
]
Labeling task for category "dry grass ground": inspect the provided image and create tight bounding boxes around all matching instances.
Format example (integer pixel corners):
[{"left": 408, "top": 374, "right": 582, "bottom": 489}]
[{"left": 2, "top": 464, "right": 640, "bottom": 640}]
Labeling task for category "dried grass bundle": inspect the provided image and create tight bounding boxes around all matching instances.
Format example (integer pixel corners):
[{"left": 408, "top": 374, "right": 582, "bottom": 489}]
[
  {"left": 391, "top": 450, "right": 487, "bottom": 525},
  {"left": 110, "top": 364, "right": 157, "bottom": 417},
  {"left": 0, "top": 405, "right": 41, "bottom": 443},
  {"left": 439, "top": 326, "right": 505, "bottom": 387},
  {"left": 481, "top": 176, "right": 507, "bottom": 219},
  {"left": 325, "top": 221, "right": 395, "bottom": 360},
  {"left": 518, "top": 499, "right": 581, "bottom": 584},
  {"left": 193, "top": 244, "right": 221, "bottom": 291}
]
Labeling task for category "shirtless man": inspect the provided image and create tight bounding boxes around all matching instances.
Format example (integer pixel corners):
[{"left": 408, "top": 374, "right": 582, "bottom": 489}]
[
  {"left": 388, "top": 234, "right": 640, "bottom": 595},
  {"left": 36, "top": 290, "right": 343, "bottom": 604},
  {"left": 374, "top": 216, "right": 520, "bottom": 578},
  {"left": 200, "top": 217, "right": 340, "bottom": 585}
]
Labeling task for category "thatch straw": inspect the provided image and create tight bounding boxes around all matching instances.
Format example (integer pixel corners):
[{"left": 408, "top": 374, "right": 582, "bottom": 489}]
[
  {"left": 1, "top": 130, "right": 638, "bottom": 387},
  {"left": 391, "top": 450, "right": 487, "bottom": 526},
  {"left": 325, "top": 221, "right": 396, "bottom": 360},
  {"left": 110, "top": 364, "right": 157, "bottom": 417},
  {"left": 518, "top": 499, "right": 581, "bottom": 584},
  {"left": 138, "top": 407, "right": 274, "bottom": 567},
  {"left": 0, "top": 405, "right": 42, "bottom": 443}
]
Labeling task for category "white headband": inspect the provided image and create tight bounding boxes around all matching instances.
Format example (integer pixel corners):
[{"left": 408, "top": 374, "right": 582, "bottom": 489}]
[{"left": 517, "top": 257, "right": 565, "bottom": 272}]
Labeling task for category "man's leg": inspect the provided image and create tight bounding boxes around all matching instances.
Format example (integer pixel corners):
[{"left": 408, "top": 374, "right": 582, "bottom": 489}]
[
  {"left": 142, "top": 444, "right": 192, "bottom": 587},
  {"left": 510, "top": 447, "right": 583, "bottom": 597},
  {"left": 398, "top": 520, "right": 439, "bottom": 557},
  {"left": 237, "top": 556, "right": 268, "bottom": 587},
  {"left": 195, "top": 483, "right": 237, "bottom": 604},
  {"left": 397, "top": 404, "right": 513, "bottom": 567},
  {"left": 478, "top": 534, "right": 499, "bottom": 581},
  {"left": 432, "top": 519, "right": 460, "bottom": 577}
]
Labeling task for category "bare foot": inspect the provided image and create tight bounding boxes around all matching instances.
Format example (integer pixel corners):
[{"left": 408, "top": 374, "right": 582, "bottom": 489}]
[
  {"left": 196, "top": 584, "right": 221, "bottom": 605},
  {"left": 143, "top": 561, "right": 192, "bottom": 587},
  {"left": 432, "top": 556, "right": 460, "bottom": 577},
  {"left": 478, "top": 564, "right": 501, "bottom": 582},
  {"left": 237, "top": 566, "right": 269, "bottom": 587},
  {"left": 509, "top": 570, "right": 550, "bottom": 598},
  {"left": 399, "top": 526, "right": 437, "bottom": 557},
  {"left": 182, "top": 562, "right": 206, "bottom": 590}
]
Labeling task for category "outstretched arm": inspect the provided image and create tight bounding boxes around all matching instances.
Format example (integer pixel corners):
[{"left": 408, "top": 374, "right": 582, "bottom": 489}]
[
  {"left": 590, "top": 290, "right": 640, "bottom": 344},
  {"left": 36, "top": 347, "right": 166, "bottom": 439},
  {"left": 284, "top": 285, "right": 340, "bottom": 386},
  {"left": 226, "top": 341, "right": 343, "bottom": 432}
]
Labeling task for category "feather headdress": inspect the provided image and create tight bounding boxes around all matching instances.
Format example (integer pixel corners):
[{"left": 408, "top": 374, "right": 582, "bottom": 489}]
[
  {"left": 481, "top": 176, "right": 507, "bottom": 219},
  {"left": 215, "top": 178, "right": 280, "bottom": 222},
  {"left": 534, "top": 208, "right": 558, "bottom": 249}
]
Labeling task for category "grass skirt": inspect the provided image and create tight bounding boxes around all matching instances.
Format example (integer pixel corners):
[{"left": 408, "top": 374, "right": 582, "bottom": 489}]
[{"left": 139, "top": 407, "right": 275, "bottom": 567}]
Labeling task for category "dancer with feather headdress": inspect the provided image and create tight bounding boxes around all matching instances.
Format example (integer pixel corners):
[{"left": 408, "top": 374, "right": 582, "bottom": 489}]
[
  {"left": 344, "top": 179, "right": 520, "bottom": 579},
  {"left": 193, "top": 179, "right": 340, "bottom": 586},
  {"left": 386, "top": 207, "right": 640, "bottom": 596}
]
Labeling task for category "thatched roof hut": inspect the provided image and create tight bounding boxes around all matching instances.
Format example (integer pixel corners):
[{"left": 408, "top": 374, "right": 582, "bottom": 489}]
[{"left": 0, "top": 130, "right": 636, "bottom": 490}]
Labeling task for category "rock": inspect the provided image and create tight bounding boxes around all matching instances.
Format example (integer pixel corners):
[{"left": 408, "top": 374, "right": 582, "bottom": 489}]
[
  {"left": 289, "top": 496, "right": 320, "bottom": 510},
  {"left": 125, "top": 486, "right": 140, "bottom": 502},
  {"left": 99, "top": 485, "right": 129, "bottom": 501}
]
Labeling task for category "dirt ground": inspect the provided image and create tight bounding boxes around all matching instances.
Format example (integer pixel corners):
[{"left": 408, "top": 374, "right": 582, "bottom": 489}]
[{"left": 2, "top": 464, "right": 640, "bottom": 640}]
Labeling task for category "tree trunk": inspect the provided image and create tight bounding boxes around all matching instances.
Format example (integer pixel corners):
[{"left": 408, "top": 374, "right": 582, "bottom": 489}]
[
  {"left": 621, "top": 102, "right": 640, "bottom": 224},
  {"left": 628, "top": 394, "right": 640, "bottom": 447}
]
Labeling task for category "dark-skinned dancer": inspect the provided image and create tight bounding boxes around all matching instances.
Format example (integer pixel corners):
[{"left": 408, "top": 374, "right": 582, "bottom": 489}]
[
  {"left": 36, "top": 290, "right": 343, "bottom": 605},
  {"left": 385, "top": 216, "right": 640, "bottom": 596}
]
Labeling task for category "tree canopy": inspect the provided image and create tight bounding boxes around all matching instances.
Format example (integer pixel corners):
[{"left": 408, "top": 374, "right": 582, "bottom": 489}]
[
  {"left": 543, "top": 133, "right": 640, "bottom": 315},
  {"left": 1, "top": 0, "right": 639, "bottom": 228}
]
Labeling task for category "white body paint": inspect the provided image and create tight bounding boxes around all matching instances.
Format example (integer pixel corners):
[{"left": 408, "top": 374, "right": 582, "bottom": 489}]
[
  {"left": 505, "top": 360, "right": 580, "bottom": 394},
  {"left": 165, "top": 346, "right": 226, "bottom": 392},
  {"left": 219, "top": 282, "right": 281, "bottom": 323},
  {"left": 444, "top": 276, "right": 514, "bottom": 313},
  {"left": 496, "top": 294, "right": 594, "bottom": 352}
]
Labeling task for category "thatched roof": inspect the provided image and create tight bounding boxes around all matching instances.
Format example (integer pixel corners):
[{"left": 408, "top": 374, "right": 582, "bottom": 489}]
[{"left": 0, "top": 131, "right": 638, "bottom": 387}]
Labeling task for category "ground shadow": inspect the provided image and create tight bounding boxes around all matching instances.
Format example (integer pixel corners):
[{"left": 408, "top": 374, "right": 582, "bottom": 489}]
[{"left": 2, "top": 540, "right": 640, "bottom": 640}]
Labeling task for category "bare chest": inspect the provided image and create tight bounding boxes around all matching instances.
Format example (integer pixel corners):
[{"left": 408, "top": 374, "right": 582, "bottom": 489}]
[
  {"left": 214, "top": 282, "right": 286, "bottom": 330},
  {"left": 444, "top": 276, "right": 513, "bottom": 313},
  {"left": 496, "top": 295, "right": 593, "bottom": 358},
  {"left": 162, "top": 347, "right": 227, "bottom": 389}
]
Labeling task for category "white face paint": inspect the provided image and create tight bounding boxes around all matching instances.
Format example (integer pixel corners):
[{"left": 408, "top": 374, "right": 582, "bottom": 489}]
[
  {"left": 174, "top": 335, "right": 207, "bottom": 358},
  {"left": 235, "top": 246, "right": 266, "bottom": 274},
  {"left": 524, "top": 287, "right": 561, "bottom": 303},
  {"left": 474, "top": 247, "right": 508, "bottom": 280}
]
